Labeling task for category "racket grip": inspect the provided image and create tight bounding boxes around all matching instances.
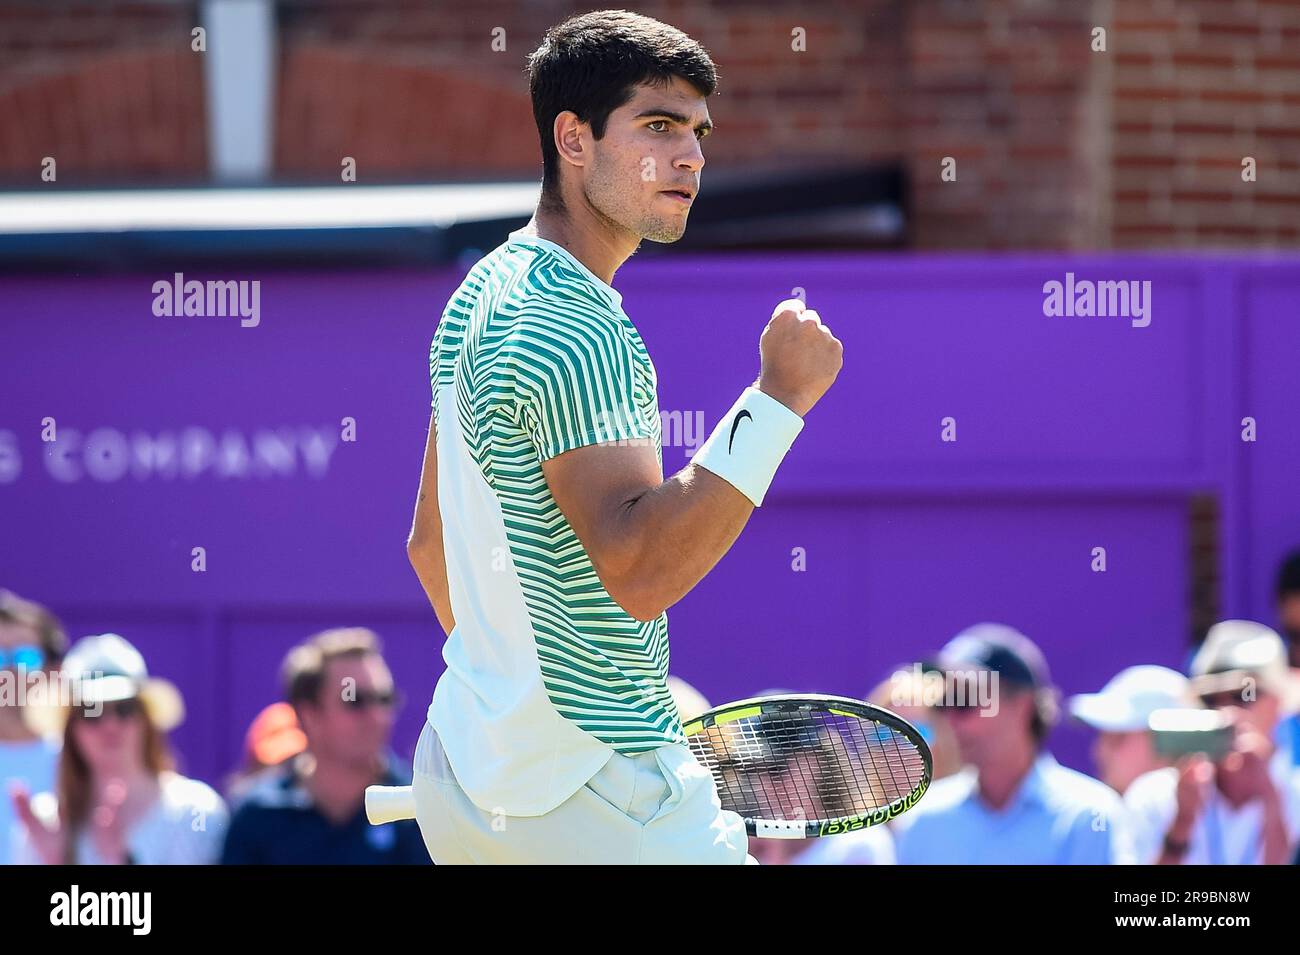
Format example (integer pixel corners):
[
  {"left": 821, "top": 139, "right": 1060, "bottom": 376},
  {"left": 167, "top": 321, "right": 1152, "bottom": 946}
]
[{"left": 365, "top": 784, "right": 417, "bottom": 825}]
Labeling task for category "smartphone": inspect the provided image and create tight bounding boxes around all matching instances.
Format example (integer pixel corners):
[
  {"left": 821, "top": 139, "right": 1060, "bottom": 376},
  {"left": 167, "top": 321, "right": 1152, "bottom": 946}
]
[{"left": 1148, "top": 708, "right": 1234, "bottom": 761}]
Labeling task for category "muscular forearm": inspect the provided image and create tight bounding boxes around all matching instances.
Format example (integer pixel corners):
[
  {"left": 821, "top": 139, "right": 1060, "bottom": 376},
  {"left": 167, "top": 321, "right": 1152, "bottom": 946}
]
[{"left": 601, "top": 463, "right": 754, "bottom": 621}]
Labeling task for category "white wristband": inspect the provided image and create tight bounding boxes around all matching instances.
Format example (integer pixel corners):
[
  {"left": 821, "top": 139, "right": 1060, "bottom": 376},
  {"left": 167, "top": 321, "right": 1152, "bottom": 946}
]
[{"left": 691, "top": 387, "right": 805, "bottom": 506}]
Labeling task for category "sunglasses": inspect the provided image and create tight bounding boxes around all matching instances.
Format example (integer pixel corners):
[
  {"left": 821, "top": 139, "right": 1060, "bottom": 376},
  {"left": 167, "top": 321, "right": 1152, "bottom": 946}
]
[
  {"left": 1200, "top": 691, "right": 1257, "bottom": 709},
  {"left": 0, "top": 644, "right": 44, "bottom": 670},
  {"left": 79, "top": 698, "right": 144, "bottom": 722},
  {"left": 940, "top": 698, "right": 985, "bottom": 710},
  {"left": 340, "top": 689, "right": 400, "bottom": 711}
]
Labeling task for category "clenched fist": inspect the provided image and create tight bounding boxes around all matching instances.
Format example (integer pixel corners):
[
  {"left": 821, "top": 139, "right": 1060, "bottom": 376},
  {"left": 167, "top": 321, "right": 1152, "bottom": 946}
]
[{"left": 756, "top": 298, "right": 843, "bottom": 417}]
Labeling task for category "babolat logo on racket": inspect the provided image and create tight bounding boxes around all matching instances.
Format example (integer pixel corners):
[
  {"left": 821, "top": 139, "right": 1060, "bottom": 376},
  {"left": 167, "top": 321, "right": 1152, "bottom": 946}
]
[{"left": 817, "top": 776, "right": 929, "bottom": 836}]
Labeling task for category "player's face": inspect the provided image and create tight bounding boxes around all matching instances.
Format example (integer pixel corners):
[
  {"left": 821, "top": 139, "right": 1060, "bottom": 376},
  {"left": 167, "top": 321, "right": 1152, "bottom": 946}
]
[{"left": 584, "top": 76, "right": 710, "bottom": 244}]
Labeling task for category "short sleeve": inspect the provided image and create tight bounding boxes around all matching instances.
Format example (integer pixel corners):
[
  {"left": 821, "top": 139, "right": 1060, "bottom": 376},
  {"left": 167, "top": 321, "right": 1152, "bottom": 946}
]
[
  {"left": 429, "top": 300, "right": 466, "bottom": 413},
  {"left": 512, "top": 312, "right": 654, "bottom": 462},
  {"left": 428, "top": 331, "right": 440, "bottom": 411}
]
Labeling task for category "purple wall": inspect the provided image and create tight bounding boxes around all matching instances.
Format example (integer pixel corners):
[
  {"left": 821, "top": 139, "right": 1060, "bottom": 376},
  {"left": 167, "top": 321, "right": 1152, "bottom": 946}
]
[{"left": 2, "top": 253, "right": 1298, "bottom": 785}]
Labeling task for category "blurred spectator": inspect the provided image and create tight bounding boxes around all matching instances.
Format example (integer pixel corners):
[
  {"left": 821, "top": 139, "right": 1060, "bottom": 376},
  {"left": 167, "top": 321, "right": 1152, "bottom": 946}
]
[
  {"left": 875, "top": 664, "right": 962, "bottom": 780},
  {"left": 1277, "top": 551, "right": 1300, "bottom": 669},
  {"left": 1069, "top": 665, "right": 1192, "bottom": 794},
  {"left": 893, "top": 624, "right": 1134, "bottom": 864},
  {"left": 224, "top": 702, "right": 308, "bottom": 808},
  {"left": 1274, "top": 551, "right": 1300, "bottom": 770},
  {"left": 0, "top": 590, "right": 66, "bottom": 864},
  {"left": 220, "top": 628, "right": 428, "bottom": 864},
  {"left": 11, "top": 633, "right": 227, "bottom": 864},
  {"left": 1125, "top": 620, "right": 1300, "bottom": 864}
]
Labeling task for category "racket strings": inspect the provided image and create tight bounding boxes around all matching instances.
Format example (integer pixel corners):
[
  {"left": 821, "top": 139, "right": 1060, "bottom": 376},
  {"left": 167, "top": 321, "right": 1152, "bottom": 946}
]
[{"left": 688, "top": 710, "right": 927, "bottom": 825}]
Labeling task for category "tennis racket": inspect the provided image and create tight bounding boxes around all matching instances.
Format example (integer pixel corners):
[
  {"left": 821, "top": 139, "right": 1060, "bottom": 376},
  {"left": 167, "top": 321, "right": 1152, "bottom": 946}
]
[{"left": 683, "top": 693, "right": 931, "bottom": 838}]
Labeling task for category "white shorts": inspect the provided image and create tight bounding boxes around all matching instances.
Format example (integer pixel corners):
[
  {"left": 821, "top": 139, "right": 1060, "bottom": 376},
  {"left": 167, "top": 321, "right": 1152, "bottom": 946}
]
[{"left": 412, "top": 720, "right": 755, "bottom": 864}]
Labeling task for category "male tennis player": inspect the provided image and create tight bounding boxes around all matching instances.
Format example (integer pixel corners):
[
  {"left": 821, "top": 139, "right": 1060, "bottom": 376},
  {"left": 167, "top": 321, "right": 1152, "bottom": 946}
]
[{"left": 405, "top": 10, "right": 842, "bottom": 864}]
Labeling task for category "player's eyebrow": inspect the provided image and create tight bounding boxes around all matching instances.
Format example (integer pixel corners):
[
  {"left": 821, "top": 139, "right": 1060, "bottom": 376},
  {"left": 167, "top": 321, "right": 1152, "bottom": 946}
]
[{"left": 632, "top": 108, "right": 713, "bottom": 135}]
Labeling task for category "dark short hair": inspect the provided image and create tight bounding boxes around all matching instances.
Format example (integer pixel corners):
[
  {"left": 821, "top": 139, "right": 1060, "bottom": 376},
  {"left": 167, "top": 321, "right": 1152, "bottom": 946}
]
[
  {"left": 1030, "top": 697, "right": 1051, "bottom": 746},
  {"left": 1277, "top": 550, "right": 1300, "bottom": 601},
  {"left": 526, "top": 10, "right": 718, "bottom": 204},
  {"left": 281, "top": 627, "right": 383, "bottom": 708},
  {"left": 0, "top": 590, "right": 67, "bottom": 663}
]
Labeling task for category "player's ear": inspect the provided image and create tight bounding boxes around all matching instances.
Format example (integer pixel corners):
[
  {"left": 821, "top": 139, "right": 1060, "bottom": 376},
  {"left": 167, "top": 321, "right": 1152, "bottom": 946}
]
[{"left": 553, "top": 111, "right": 588, "bottom": 171}]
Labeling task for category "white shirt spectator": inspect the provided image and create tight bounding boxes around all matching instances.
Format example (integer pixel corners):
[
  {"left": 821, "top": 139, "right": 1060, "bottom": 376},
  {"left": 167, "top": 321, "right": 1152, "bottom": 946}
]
[
  {"left": 1, "top": 736, "right": 59, "bottom": 865},
  {"left": 1124, "top": 752, "right": 1300, "bottom": 865},
  {"left": 893, "top": 753, "right": 1136, "bottom": 864},
  {"left": 14, "top": 771, "right": 228, "bottom": 865}
]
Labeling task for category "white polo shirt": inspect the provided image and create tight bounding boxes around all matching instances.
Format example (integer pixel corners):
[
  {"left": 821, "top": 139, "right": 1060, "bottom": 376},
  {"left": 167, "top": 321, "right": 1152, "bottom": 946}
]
[{"left": 1124, "top": 751, "right": 1300, "bottom": 865}]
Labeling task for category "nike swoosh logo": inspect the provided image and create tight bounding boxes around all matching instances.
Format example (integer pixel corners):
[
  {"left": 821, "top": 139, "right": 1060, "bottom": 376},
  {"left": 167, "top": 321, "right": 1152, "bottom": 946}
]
[{"left": 728, "top": 410, "right": 753, "bottom": 453}]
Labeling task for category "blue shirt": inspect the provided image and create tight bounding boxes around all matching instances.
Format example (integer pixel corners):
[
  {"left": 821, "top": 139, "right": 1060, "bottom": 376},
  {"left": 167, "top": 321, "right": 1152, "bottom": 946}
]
[
  {"left": 894, "top": 753, "right": 1135, "bottom": 865},
  {"left": 220, "top": 754, "right": 430, "bottom": 865},
  {"left": 1278, "top": 713, "right": 1300, "bottom": 772}
]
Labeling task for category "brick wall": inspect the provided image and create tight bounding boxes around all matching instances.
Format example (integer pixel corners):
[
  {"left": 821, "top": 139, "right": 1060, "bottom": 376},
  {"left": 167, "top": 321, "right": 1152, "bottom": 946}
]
[
  {"left": 903, "top": 0, "right": 1108, "bottom": 248},
  {"left": 0, "top": 1, "right": 206, "bottom": 185},
  {"left": 1109, "top": 0, "right": 1300, "bottom": 248},
  {"left": 271, "top": 0, "right": 907, "bottom": 180},
  {"left": 1, "top": 0, "right": 1298, "bottom": 249}
]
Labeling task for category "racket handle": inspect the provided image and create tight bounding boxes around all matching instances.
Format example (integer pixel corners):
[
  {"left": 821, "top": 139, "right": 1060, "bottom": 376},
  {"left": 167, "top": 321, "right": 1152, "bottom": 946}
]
[{"left": 365, "top": 784, "right": 417, "bottom": 825}]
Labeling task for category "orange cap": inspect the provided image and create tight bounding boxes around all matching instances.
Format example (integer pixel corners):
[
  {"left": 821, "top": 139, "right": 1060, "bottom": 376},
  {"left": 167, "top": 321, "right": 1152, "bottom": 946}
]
[{"left": 245, "top": 702, "right": 307, "bottom": 767}]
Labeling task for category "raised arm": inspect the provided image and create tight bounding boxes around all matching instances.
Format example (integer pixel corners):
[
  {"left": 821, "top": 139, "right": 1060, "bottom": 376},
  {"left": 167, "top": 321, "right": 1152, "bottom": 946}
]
[{"left": 543, "top": 299, "right": 841, "bottom": 622}]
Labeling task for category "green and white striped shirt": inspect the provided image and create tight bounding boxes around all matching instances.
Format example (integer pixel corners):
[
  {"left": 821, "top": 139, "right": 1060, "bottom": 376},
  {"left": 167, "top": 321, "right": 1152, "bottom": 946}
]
[{"left": 426, "top": 230, "right": 683, "bottom": 815}]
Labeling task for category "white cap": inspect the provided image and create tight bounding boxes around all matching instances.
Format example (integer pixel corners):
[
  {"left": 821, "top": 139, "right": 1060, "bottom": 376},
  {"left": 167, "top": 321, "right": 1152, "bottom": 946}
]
[
  {"left": 23, "top": 633, "right": 185, "bottom": 736},
  {"left": 1069, "top": 665, "right": 1191, "bottom": 732},
  {"left": 1189, "top": 620, "right": 1300, "bottom": 713}
]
